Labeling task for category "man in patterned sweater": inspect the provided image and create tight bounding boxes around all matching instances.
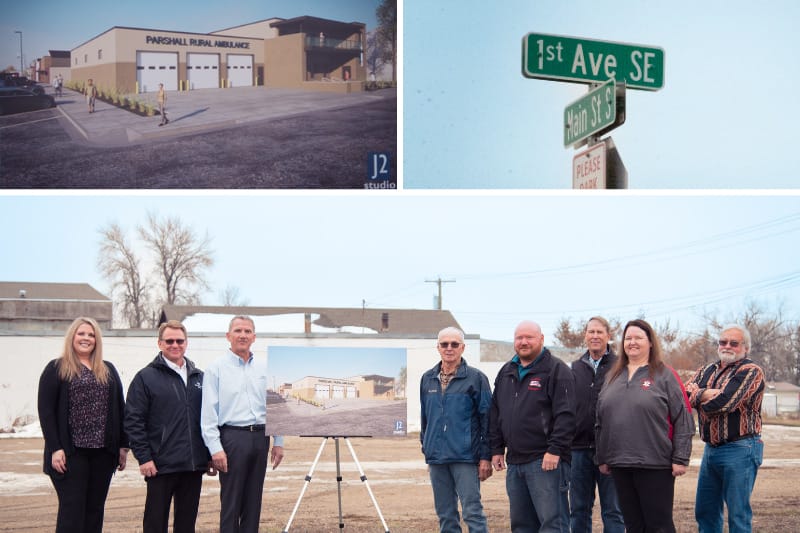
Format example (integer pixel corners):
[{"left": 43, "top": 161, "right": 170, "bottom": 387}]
[{"left": 686, "top": 324, "right": 765, "bottom": 533}]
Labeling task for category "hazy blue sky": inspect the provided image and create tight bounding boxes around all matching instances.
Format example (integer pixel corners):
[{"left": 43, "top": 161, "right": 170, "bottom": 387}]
[
  {"left": 1, "top": 194, "right": 798, "bottom": 343},
  {"left": 404, "top": 0, "right": 800, "bottom": 188},
  {"left": 267, "top": 346, "right": 406, "bottom": 386},
  {"left": 1, "top": 0, "right": 381, "bottom": 72}
]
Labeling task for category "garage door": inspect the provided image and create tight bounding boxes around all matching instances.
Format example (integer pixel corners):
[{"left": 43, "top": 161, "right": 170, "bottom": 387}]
[
  {"left": 136, "top": 51, "right": 178, "bottom": 93},
  {"left": 227, "top": 54, "right": 253, "bottom": 87},
  {"left": 187, "top": 53, "right": 219, "bottom": 90},
  {"left": 314, "top": 384, "right": 329, "bottom": 400}
]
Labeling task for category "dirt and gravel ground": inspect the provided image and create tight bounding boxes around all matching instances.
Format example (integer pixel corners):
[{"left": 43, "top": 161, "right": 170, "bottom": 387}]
[
  {"left": 268, "top": 398, "right": 407, "bottom": 437},
  {"left": 2, "top": 425, "right": 799, "bottom": 532}
]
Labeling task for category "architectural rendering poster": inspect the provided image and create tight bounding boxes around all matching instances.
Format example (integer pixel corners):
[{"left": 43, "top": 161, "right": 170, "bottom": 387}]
[{"left": 265, "top": 346, "right": 408, "bottom": 437}]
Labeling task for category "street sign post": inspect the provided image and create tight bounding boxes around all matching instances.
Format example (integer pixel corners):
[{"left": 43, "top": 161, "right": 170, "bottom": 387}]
[
  {"left": 523, "top": 33, "right": 664, "bottom": 91},
  {"left": 564, "top": 78, "right": 615, "bottom": 147},
  {"left": 573, "top": 141, "right": 606, "bottom": 189}
]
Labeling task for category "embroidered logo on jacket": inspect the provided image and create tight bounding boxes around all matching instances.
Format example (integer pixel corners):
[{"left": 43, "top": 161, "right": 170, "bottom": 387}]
[
  {"left": 528, "top": 378, "right": 542, "bottom": 391},
  {"left": 640, "top": 378, "right": 653, "bottom": 390}
]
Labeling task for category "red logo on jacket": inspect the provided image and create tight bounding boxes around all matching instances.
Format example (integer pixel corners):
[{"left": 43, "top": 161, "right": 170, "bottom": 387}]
[
  {"left": 640, "top": 378, "right": 653, "bottom": 390},
  {"left": 528, "top": 378, "right": 542, "bottom": 391}
]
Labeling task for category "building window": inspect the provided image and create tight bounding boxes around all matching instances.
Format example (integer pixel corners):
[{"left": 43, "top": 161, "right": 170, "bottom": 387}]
[
  {"left": 84, "top": 53, "right": 88, "bottom": 64},
  {"left": 98, "top": 49, "right": 102, "bottom": 60}
]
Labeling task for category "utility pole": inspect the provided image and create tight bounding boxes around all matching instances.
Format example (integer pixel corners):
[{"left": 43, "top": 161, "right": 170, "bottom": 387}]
[
  {"left": 14, "top": 31, "right": 23, "bottom": 75},
  {"left": 425, "top": 277, "right": 455, "bottom": 310}
]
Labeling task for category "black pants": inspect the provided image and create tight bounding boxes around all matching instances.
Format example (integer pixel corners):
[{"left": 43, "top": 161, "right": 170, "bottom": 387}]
[
  {"left": 219, "top": 428, "right": 270, "bottom": 533},
  {"left": 50, "top": 447, "right": 117, "bottom": 533},
  {"left": 143, "top": 471, "right": 204, "bottom": 533},
  {"left": 610, "top": 467, "right": 676, "bottom": 533}
]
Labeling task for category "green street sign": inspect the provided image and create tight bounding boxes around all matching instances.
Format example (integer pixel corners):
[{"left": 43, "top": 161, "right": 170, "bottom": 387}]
[
  {"left": 523, "top": 33, "right": 664, "bottom": 91},
  {"left": 564, "top": 79, "right": 616, "bottom": 147}
]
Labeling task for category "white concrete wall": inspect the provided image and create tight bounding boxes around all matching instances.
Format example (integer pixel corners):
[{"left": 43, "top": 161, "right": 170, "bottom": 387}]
[{"left": 0, "top": 334, "right": 508, "bottom": 433}]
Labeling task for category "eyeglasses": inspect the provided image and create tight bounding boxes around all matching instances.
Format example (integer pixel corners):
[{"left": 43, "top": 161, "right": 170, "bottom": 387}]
[
  {"left": 163, "top": 338, "right": 186, "bottom": 345},
  {"left": 718, "top": 340, "right": 742, "bottom": 348},
  {"left": 439, "top": 342, "right": 462, "bottom": 349}
]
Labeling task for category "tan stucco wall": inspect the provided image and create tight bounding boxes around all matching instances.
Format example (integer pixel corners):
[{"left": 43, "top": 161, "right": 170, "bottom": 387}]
[
  {"left": 212, "top": 19, "right": 281, "bottom": 40},
  {"left": 70, "top": 27, "right": 264, "bottom": 92},
  {"left": 264, "top": 33, "right": 305, "bottom": 88},
  {"left": 300, "top": 81, "right": 365, "bottom": 93}
]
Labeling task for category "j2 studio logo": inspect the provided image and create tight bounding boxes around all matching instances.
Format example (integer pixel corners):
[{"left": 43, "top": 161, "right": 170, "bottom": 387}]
[{"left": 365, "top": 152, "right": 396, "bottom": 189}]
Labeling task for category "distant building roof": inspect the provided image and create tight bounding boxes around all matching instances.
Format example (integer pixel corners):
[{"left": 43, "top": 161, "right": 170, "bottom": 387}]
[
  {"left": 160, "top": 304, "right": 459, "bottom": 336},
  {"left": 0, "top": 281, "right": 110, "bottom": 301},
  {"left": 767, "top": 381, "right": 800, "bottom": 392},
  {"left": 270, "top": 16, "right": 365, "bottom": 35},
  {"left": 48, "top": 50, "right": 70, "bottom": 59}
]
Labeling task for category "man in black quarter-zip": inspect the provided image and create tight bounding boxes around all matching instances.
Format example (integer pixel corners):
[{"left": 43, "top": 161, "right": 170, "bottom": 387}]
[
  {"left": 489, "top": 320, "right": 576, "bottom": 533},
  {"left": 125, "top": 320, "right": 214, "bottom": 533}
]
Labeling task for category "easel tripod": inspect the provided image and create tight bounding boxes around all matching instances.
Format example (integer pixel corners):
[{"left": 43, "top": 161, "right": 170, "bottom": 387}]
[{"left": 282, "top": 436, "right": 390, "bottom": 532}]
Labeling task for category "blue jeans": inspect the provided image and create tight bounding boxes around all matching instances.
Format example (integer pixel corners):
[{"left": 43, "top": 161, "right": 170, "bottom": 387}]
[
  {"left": 569, "top": 449, "right": 624, "bottom": 533},
  {"left": 695, "top": 435, "right": 763, "bottom": 533},
  {"left": 506, "top": 459, "right": 570, "bottom": 533},
  {"left": 428, "top": 463, "right": 488, "bottom": 533}
]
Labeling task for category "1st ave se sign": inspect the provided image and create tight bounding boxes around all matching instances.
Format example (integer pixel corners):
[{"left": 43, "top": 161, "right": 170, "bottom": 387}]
[
  {"left": 564, "top": 78, "right": 616, "bottom": 147},
  {"left": 523, "top": 33, "right": 664, "bottom": 90}
]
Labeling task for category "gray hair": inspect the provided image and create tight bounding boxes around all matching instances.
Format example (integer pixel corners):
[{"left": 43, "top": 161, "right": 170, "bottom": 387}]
[
  {"left": 229, "top": 315, "right": 255, "bottom": 332},
  {"left": 720, "top": 324, "right": 751, "bottom": 353},
  {"left": 437, "top": 326, "right": 465, "bottom": 343}
]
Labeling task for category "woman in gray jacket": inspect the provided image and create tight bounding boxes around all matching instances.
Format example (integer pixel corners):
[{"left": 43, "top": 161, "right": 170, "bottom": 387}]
[{"left": 595, "top": 319, "right": 694, "bottom": 533}]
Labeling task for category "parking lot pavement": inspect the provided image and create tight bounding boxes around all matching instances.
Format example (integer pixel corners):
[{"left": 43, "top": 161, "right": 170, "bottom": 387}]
[{"left": 55, "top": 85, "right": 396, "bottom": 147}]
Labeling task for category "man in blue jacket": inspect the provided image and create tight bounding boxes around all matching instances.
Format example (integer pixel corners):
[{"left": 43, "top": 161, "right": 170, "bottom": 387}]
[
  {"left": 489, "top": 320, "right": 576, "bottom": 533},
  {"left": 420, "top": 327, "right": 492, "bottom": 533},
  {"left": 125, "top": 320, "right": 214, "bottom": 533}
]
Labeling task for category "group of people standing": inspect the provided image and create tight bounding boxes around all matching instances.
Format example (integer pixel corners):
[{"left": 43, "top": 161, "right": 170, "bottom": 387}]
[
  {"left": 420, "top": 318, "right": 765, "bottom": 533},
  {"left": 37, "top": 315, "right": 283, "bottom": 533},
  {"left": 36, "top": 313, "right": 765, "bottom": 532}
]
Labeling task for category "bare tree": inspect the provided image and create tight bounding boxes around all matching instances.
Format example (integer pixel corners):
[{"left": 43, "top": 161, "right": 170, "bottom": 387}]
[
  {"left": 396, "top": 366, "right": 407, "bottom": 399},
  {"left": 553, "top": 317, "right": 585, "bottom": 349},
  {"left": 701, "top": 301, "right": 798, "bottom": 383},
  {"left": 139, "top": 212, "right": 214, "bottom": 307},
  {"left": 794, "top": 324, "right": 800, "bottom": 385},
  {"left": 97, "top": 223, "right": 153, "bottom": 328},
  {"left": 366, "top": 30, "right": 389, "bottom": 82},
  {"left": 376, "top": 0, "right": 397, "bottom": 84},
  {"left": 219, "top": 284, "right": 250, "bottom": 306}
]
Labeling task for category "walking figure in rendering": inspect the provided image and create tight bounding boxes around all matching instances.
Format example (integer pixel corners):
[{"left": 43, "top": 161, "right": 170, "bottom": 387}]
[
  {"left": 85, "top": 79, "right": 97, "bottom": 113},
  {"left": 157, "top": 83, "right": 169, "bottom": 126}
]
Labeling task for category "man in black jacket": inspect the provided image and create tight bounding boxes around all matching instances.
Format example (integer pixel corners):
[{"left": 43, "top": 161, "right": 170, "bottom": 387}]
[
  {"left": 569, "top": 316, "right": 624, "bottom": 533},
  {"left": 125, "top": 320, "right": 214, "bottom": 533},
  {"left": 489, "top": 320, "right": 575, "bottom": 532}
]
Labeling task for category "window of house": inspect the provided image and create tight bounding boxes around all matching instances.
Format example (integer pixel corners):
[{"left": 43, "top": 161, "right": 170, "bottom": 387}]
[{"left": 98, "top": 49, "right": 102, "bottom": 60}]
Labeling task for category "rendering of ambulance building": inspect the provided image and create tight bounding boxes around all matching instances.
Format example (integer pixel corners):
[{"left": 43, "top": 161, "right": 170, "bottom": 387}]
[{"left": 70, "top": 16, "right": 367, "bottom": 93}]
